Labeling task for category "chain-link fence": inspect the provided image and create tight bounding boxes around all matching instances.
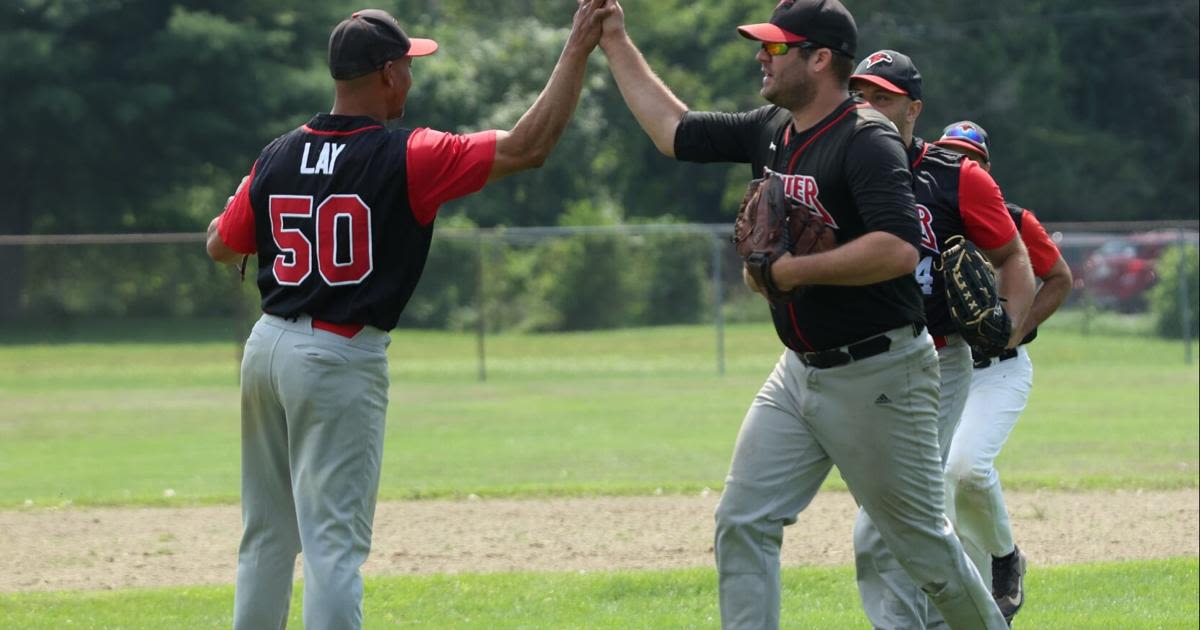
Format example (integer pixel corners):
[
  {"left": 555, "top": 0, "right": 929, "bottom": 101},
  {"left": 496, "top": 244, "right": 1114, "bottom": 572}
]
[{"left": 1, "top": 221, "right": 1196, "bottom": 372}]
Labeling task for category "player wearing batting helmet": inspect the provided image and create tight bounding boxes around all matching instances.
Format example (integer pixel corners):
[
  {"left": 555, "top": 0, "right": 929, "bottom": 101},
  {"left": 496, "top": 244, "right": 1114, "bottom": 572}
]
[
  {"left": 937, "top": 120, "right": 1074, "bottom": 625},
  {"left": 598, "top": 2, "right": 1009, "bottom": 628},
  {"left": 205, "top": 4, "right": 614, "bottom": 628},
  {"left": 850, "top": 52, "right": 1037, "bottom": 628}
]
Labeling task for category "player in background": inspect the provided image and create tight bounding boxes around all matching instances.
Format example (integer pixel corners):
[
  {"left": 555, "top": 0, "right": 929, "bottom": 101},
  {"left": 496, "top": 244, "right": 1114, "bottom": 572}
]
[
  {"left": 205, "top": 4, "right": 614, "bottom": 628},
  {"left": 937, "top": 120, "right": 1073, "bottom": 625},
  {"left": 849, "top": 51, "right": 1036, "bottom": 629},
  {"left": 599, "top": 2, "right": 1008, "bottom": 628}
]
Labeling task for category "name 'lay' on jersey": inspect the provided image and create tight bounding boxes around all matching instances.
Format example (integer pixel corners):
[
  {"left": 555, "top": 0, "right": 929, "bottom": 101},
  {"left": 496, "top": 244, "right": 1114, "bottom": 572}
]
[
  {"left": 906, "top": 137, "right": 1016, "bottom": 337},
  {"left": 215, "top": 114, "right": 495, "bottom": 331},
  {"left": 674, "top": 97, "right": 925, "bottom": 351}
]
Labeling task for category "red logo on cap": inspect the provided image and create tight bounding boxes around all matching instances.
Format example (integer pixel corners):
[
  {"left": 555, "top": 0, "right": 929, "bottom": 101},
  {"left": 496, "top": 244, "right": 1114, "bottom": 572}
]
[{"left": 864, "top": 52, "right": 893, "bottom": 68}]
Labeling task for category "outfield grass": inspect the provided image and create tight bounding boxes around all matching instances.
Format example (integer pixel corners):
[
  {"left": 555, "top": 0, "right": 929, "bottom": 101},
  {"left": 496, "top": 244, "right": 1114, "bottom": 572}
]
[
  {"left": 0, "top": 323, "right": 1196, "bottom": 507},
  {"left": 0, "top": 558, "right": 1195, "bottom": 629}
]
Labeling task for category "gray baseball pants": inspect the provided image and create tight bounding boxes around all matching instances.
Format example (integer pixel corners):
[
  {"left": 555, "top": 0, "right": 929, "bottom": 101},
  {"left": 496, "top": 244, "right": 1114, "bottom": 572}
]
[
  {"left": 233, "top": 314, "right": 390, "bottom": 630},
  {"left": 853, "top": 335, "right": 1000, "bottom": 629},
  {"left": 714, "top": 326, "right": 1007, "bottom": 630}
]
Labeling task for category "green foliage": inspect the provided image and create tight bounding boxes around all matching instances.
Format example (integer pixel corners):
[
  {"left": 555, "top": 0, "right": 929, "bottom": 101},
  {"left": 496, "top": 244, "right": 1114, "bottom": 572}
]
[
  {"left": 635, "top": 229, "right": 713, "bottom": 326},
  {"left": 541, "top": 204, "right": 635, "bottom": 331},
  {"left": 3, "top": 0, "right": 1198, "bottom": 324},
  {"left": 19, "top": 243, "right": 239, "bottom": 320},
  {"left": 1150, "top": 244, "right": 1200, "bottom": 339}
]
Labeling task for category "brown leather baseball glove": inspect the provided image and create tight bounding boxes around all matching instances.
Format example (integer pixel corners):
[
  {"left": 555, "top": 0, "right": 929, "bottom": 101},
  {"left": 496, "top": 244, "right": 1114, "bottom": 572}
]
[
  {"left": 939, "top": 234, "right": 1012, "bottom": 357},
  {"left": 732, "top": 174, "right": 836, "bottom": 301}
]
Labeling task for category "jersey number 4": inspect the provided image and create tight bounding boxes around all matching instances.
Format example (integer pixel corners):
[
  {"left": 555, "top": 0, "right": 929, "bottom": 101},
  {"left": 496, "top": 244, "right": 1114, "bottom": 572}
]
[
  {"left": 270, "top": 194, "right": 373, "bottom": 286},
  {"left": 915, "top": 255, "right": 935, "bottom": 296}
]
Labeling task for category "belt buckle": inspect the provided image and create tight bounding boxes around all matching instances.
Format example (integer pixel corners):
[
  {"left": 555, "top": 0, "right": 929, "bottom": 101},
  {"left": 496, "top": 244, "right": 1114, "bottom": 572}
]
[{"left": 800, "top": 349, "right": 852, "bottom": 369}]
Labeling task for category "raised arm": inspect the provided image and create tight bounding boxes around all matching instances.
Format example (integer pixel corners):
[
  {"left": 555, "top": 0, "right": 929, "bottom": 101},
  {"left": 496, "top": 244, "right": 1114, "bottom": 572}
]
[
  {"left": 487, "top": 0, "right": 614, "bottom": 182},
  {"left": 598, "top": 1, "right": 687, "bottom": 157}
]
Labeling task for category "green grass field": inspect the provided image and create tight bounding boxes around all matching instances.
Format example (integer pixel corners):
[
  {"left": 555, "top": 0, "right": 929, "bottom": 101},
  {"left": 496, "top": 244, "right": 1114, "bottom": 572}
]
[
  {"left": 0, "top": 321, "right": 1196, "bottom": 507},
  {"left": 0, "top": 319, "right": 1196, "bottom": 628},
  {"left": 1, "top": 559, "right": 1195, "bottom": 629}
]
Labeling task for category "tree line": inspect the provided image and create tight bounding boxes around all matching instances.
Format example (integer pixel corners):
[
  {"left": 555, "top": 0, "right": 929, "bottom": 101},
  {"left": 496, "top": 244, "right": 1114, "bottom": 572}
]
[{"left": 2, "top": 0, "right": 1196, "bottom": 323}]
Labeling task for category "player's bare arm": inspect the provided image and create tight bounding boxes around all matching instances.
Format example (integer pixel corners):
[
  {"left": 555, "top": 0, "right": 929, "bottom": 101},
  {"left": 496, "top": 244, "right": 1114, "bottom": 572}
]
[
  {"left": 981, "top": 236, "right": 1036, "bottom": 347},
  {"left": 1019, "top": 256, "right": 1071, "bottom": 338},
  {"left": 598, "top": 1, "right": 687, "bottom": 157},
  {"left": 769, "top": 231, "right": 919, "bottom": 291},
  {"left": 487, "top": 0, "right": 614, "bottom": 183},
  {"left": 206, "top": 176, "right": 251, "bottom": 265},
  {"left": 205, "top": 216, "right": 242, "bottom": 264}
]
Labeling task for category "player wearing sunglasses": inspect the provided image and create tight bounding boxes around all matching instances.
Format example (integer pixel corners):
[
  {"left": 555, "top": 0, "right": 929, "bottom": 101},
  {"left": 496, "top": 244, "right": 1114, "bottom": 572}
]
[
  {"left": 851, "top": 52, "right": 1037, "bottom": 628},
  {"left": 597, "top": 0, "right": 1009, "bottom": 628}
]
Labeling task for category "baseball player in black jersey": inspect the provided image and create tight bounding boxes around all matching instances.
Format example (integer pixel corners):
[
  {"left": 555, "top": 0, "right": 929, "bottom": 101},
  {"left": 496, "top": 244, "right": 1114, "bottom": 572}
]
[
  {"left": 599, "top": 2, "right": 1007, "bottom": 628},
  {"left": 937, "top": 121, "right": 1074, "bottom": 625},
  {"left": 205, "top": 4, "right": 613, "bottom": 628},
  {"left": 850, "top": 52, "right": 1036, "bottom": 629}
]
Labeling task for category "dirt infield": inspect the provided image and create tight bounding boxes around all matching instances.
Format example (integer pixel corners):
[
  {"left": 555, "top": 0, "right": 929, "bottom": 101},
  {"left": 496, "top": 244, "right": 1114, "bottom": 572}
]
[{"left": 1, "top": 489, "right": 1196, "bottom": 593}]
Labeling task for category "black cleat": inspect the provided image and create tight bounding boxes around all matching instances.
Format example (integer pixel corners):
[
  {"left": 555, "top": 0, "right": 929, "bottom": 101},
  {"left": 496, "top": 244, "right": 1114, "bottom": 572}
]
[{"left": 992, "top": 545, "right": 1027, "bottom": 624}]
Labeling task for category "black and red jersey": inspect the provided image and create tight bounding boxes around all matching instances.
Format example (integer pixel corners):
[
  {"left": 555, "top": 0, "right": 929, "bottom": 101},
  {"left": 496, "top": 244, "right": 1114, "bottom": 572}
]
[
  {"left": 216, "top": 114, "right": 495, "bottom": 331},
  {"left": 907, "top": 137, "right": 1017, "bottom": 336},
  {"left": 1006, "top": 202, "right": 1063, "bottom": 346},
  {"left": 675, "top": 97, "right": 924, "bottom": 351}
]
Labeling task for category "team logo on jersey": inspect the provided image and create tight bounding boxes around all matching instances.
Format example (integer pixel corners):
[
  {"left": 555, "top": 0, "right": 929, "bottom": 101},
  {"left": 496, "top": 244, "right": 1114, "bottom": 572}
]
[
  {"left": 864, "top": 52, "right": 893, "bottom": 68},
  {"left": 916, "top": 204, "right": 939, "bottom": 253},
  {"left": 763, "top": 167, "right": 839, "bottom": 229}
]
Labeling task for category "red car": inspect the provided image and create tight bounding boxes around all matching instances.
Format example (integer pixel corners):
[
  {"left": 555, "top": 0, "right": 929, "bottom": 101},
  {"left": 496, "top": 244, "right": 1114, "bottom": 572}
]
[{"left": 1082, "top": 231, "right": 1196, "bottom": 312}]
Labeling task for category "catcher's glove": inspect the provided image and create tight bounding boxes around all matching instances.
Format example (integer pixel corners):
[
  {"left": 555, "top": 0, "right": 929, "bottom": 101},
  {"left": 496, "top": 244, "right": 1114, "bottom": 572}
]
[
  {"left": 732, "top": 174, "right": 836, "bottom": 301},
  {"left": 939, "top": 234, "right": 1011, "bottom": 357}
]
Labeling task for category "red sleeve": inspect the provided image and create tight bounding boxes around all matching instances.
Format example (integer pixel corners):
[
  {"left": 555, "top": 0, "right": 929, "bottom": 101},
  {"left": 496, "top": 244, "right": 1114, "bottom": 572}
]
[
  {"left": 958, "top": 159, "right": 1017, "bottom": 250},
  {"left": 406, "top": 128, "right": 497, "bottom": 225},
  {"left": 216, "top": 161, "right": 258, "bottom": 254},
  {"left": 1017, "top": 209, "right": 1062, "bottom": 277}
]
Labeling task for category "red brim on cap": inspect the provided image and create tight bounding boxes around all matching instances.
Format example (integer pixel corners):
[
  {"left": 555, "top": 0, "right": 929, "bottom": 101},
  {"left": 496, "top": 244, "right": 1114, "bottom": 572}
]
[
  {"left": 934, "top": 138, "right": 990, "bottom": 161},
  {"left": 736, "top": 23, "right": 807, "bottom": 43},
  {"left": 407, "top": 38, "right": 438, "bottom": 57},
  {"left": 850, "top": 74, "right": 909, "bottom": 97}
]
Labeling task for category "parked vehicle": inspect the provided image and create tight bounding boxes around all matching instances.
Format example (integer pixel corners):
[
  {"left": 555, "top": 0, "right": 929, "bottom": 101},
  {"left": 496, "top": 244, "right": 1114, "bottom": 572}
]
[{"left": 1081, "top": 231, "right": 1197, "bottom": 312}]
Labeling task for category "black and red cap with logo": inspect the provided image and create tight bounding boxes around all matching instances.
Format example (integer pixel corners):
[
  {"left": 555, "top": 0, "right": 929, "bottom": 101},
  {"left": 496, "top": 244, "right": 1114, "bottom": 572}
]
[
  {"left": 737, "top": 0, "right": 858, "bottom": 58},
  {"left": 328, "top": 9, "right": 438, "bottom": 80},
  {"left": 851, "top": 49, "right": 923, "bottom": 100},
  {"left": 935, "top": 120, "right": 992, "bottom": 163}
]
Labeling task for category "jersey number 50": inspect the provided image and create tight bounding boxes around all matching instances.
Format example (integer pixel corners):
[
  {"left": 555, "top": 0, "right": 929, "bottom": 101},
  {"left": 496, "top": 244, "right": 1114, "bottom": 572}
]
[{"left": 269, "top": 194, "right": 373, "bottom": 286}]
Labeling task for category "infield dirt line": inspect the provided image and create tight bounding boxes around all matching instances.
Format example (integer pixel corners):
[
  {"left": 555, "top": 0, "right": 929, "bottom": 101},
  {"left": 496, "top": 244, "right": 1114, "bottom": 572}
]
[{"left": 1, "top": 489, "right": 1196, "bottom": 593}]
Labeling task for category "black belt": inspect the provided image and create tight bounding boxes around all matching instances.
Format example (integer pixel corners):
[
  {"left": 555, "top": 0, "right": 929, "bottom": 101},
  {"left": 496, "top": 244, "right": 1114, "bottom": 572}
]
[
  {"left": 973, "top": 347, "right": 1018, "bottom": 369},
  {"left": 797, "top": 332, "right": 900, "bottom": 369}
]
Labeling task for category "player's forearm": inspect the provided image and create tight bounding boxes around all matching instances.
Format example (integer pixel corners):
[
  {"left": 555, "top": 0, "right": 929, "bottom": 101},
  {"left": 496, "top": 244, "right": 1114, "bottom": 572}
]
[
  {"left": 1020, "top": 259, "right": 1072, "bottom": 337},
  {"left": 206, "top": 217, "right": 242, "bottom": 264},
  {"left": 599, "top": 32, "right": 686, "bottom": 157},
  {"left": 996, "top": 243, "right": 1036, "bottom": 343},
  {"left": 775, "top": 231, "right": 918, "bottom": 288}
]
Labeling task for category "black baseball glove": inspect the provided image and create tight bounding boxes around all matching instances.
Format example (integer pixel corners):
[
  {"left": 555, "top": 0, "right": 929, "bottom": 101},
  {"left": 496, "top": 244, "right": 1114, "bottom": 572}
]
[
  {"left": 732, "top": 175, "right": 835, "bottom": 301},
  {"left": 939, "top": 235, "right": 1011, "bottom": 357}
]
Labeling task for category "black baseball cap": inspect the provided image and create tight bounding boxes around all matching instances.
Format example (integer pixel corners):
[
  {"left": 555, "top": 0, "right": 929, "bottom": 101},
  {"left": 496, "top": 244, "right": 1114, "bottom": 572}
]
[
  {"left": 935, "top": 120, "right": 992, "bottom": 163},
  {"left": 851, "top": 50, "right": 922, "bottom": 100},
  {"left": 737, "top": 0, "right": 857, "bottom": 58},
  {"left": 328, "top": 9, "right": 438, "bottom": 80}
]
